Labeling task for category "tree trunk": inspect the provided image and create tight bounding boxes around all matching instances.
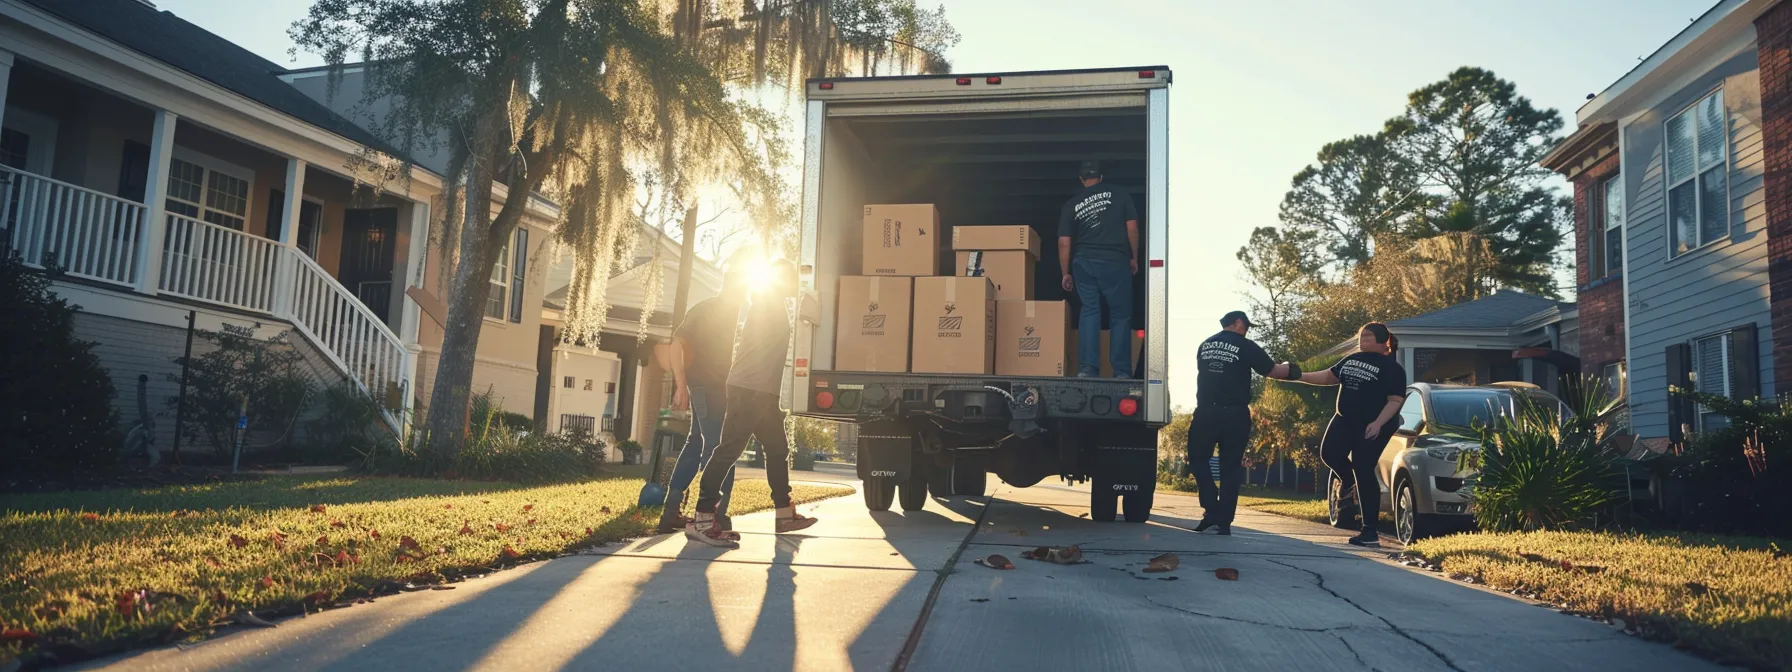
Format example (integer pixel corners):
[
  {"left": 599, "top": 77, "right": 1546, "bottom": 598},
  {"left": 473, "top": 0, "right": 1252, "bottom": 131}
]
[
  {"left": 671, "top": 206, "right": 699, "bottom": 329},
  {"left": 422, "top": 137, "right": 503, "bottom": 464}
]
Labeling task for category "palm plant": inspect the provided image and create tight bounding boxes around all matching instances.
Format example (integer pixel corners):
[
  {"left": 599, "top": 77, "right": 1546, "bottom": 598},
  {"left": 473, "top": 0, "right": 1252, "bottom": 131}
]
[{"left": 1457, "top": 376, "right": 1621, "bottom": 531}]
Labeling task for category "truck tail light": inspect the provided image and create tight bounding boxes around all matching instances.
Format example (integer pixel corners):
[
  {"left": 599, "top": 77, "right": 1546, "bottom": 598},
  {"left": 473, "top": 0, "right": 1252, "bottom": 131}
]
[
  {"left": 818, "top": 82, "right": 834, "bottom": 90},
  {"left": 1138, "top": 70, "right": 1156, "bottom": 79},
  {"left": 816, "top": 391, "right": 835, "bottom": 410},
  {"left": 986, "top": 76, "right": 1002, "bottom": 85},
  {"left": 956, "top": 77, "right": 972, "bottom": 85},
  {"left": 1118, "top": 397, "right": 1139, "bottom": 417}
]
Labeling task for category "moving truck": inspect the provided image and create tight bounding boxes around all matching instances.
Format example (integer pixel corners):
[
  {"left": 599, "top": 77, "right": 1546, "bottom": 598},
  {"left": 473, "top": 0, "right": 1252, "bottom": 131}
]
[{"left": 786, "top": 66, "right": 1172, "bottom": 522}]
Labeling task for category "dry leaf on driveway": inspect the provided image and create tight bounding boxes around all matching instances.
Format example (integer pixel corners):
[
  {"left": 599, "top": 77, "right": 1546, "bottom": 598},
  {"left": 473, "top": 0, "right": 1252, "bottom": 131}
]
[
  {"left": 1214, "top": 567, "right": 1239, "bottom": 581},
  {"left": 1143, "top": 552, "right": 1179, "bottom": 573},
  {"left": 974, "top": 554, "right": 1015, "bottom": 570}
]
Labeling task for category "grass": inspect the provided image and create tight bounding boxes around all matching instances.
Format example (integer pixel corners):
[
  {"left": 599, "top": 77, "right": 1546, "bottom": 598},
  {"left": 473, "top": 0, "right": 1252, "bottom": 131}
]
[
  {"left": 0, "top": 474, "right": 850, "bottom": 664},
  {"left": 1408, "top": 531, "right": 1792, "bottom": 670}
]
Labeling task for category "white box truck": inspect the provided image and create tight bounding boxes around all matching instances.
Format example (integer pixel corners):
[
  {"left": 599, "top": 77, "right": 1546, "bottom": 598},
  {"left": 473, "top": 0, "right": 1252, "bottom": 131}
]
[{"left": 786, "top": 66, "right": 1172, "bottom": 522}]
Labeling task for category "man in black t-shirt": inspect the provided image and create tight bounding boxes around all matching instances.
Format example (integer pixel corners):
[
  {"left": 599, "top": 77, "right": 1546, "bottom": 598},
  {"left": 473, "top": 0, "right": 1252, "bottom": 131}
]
[
  {"left": 1187, "top": 311, "right": 1293, "bottom": 535},
  {"left": 656, "top": 264, "right": 749, "bottom": 535},
  {"left": 1058, "top": 161, "right": 1141, "bottom": 378}
]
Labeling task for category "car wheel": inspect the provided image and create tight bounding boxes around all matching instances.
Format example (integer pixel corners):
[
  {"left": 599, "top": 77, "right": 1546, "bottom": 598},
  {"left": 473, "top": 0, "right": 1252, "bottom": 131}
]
[
  {"left": 1396, "top": 478, "right": 1446, "bottom": 545},
  {"left": 898, "top": 472, "right": 929, "bottom": 511},
  {"left": 863, "top": 477, "right": 895, "bottom": 512},
  {"left": 1327, "top": 474, "right": 1360, "bottom": 531}
]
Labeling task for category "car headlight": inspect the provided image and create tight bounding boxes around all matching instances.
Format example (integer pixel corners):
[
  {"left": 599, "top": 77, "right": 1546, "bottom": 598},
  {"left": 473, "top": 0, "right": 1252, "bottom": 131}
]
[{"left": 1424, "top": 447, "right": 1461, "bottom": 462}]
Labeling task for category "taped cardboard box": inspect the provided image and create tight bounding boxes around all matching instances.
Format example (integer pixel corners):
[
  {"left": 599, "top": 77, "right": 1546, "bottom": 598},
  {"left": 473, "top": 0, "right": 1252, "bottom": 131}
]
[
  {"left": 952, "top": 225, "right": 1041, "bottom": 258},
  {"left": 911, "top": 276, "right": 996, "bottom": 374},
  {"left": 862, "top": 204, "right": 941, "bottom": 276},
  {"left": 1068, "top": 328, "right": 1147, "bottom": 378},
  {"left": 956, "top": 250, "right": 1035, "bottom": 301},
  {"left": 835, "top": 276, "right": 912, "bottom": 373},
  {"left": 996, "top": 300, "right": 1069, "bottom": 377}
]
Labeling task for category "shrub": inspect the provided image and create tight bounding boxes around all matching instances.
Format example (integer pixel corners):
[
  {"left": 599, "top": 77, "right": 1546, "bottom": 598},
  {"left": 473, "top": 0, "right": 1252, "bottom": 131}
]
[
  {"left": 618, "top": 440, "right": 645, "bottom": 464},
  {"left": 302, "top": 382, "right": 398, "bottom": 467},
  {"left": 1458, "top": 379, "right": 1622, "bottom": 532},
  {"left": 450, "top": 430, "right": 607, "bottom": 483},
  {"left": 167, "top": 328, "right": 312, "bottom": 460},
  {"left": 0, "top": 252, "right": 119, "bottom": 477},
  {"left": 1666, "top": 388, "right": 1792, "bottom": 537},
  {"left": 470, "top": 390, "right": 532, "bottom": 434}
]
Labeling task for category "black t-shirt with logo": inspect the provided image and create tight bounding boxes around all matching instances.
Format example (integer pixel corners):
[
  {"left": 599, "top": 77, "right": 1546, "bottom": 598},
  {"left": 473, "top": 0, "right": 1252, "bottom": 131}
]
[
  {"left": 1195, "top": 330, "right": 1273, "bottom": 407},
  {"left": 1329, "top": 352, "right": 1408, "bottom": 426},
  {"left": 1057, "top": 182, "right": 1139, "bottom": 262},
  {"left": 673, "top": 295, "right": 745, "bottom": 389}
]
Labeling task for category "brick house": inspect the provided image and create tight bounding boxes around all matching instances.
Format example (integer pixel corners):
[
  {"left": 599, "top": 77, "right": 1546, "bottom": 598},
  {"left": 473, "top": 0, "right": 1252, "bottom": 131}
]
[{"left": 1542, "top": 0, "right": 1792, "bottom": 444}]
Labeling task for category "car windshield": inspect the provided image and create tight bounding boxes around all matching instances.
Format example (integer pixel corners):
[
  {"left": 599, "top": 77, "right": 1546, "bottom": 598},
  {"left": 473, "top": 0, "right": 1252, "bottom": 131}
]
[{"left": 1428, "top": 390, "right": 1512, "bottom": 429}]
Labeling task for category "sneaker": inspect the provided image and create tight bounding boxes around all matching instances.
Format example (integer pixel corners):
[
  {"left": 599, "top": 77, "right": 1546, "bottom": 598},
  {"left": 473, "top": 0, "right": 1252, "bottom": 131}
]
[
  {"left": 657, "top": 504, "right": 690, "bottom": 535},
  {"left": 774, "top": 507, "right": 818, "bottom": 534},
  {"left": 1214, "top": 523, "right": 1231, "bottom": 536},
  {"left": 1193, "top": 518, "right": 1219, "bottom": 532},
  {"left": 714, "top": 513, "right": 741, "bottom": 541},
  {"left": 685, "top": 513, "right": 740, "bottom": 548},
  {"left": 1347, "top": 532, "right": 1381, "bottom": 548}
]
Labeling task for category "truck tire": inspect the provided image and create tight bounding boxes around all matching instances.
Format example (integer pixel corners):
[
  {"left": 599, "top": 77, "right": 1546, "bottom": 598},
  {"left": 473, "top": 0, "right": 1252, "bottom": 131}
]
[
  {"left": 1090, "top": 488, "right": 1118, "bottom": 522},
  {"left": 1123, "top": 491, "right": 1154, "bottom": 523},
  {"left": 951, "top": 462, "right": 988, "bottom": 497},
  {"left": 863, "top": 477, "right": 895, "bottom": 512},
  {"left": 899, "top": 473, "right": 929, "bottom": 511}
]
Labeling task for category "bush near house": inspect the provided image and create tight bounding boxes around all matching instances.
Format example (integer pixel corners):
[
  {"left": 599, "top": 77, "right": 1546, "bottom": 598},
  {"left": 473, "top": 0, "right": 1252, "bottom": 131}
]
[
  {"left": 0, "top": 253, "right": 119, "bottom": 478},
  {"left": 1456, "top": 381, "right": 1622, "bottom": 532},
  {"left": 166, "top": 329, "right": 313, "bottom": 461},
  {"left": 1660, "top": 388, "right": 1792, "bottom": 539}
]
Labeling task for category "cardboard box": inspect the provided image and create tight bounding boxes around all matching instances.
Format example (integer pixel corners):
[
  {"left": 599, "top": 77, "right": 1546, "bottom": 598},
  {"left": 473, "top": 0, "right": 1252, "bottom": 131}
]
[
  {"left": 1069, "top": 328, "right": 1148, "bottom": 378},
  {"left": 835, "top": 276, "right": 912, "bottom": 373},
  {"left": 997, "top": 301, "right": 1069, "bottom": 377},
  {"left": 955, "top": 250, "right": 1035, "bottom": 301},
  {"left": 911, "top": 276, "right": 996, "bottom": 374},
  {"left": 952, "top": 225, "right": 1042, "bottom": 258},
  {"left": 862, "top": 204, "right": 941, "bottom": 276}
]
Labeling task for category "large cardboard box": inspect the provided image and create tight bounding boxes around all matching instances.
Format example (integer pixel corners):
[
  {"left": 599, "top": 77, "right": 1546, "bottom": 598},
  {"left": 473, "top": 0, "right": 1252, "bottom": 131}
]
[
  {"left": 952, "top": 225, "right": 1042, "bottom": 258},
  {"left": 911, "top": 276, "right": 996, "bottom": 374},
  {"left": 955, "top": 250, "right": 1035, "bottom": 301},
  {"left": 835, "top": 276, "right": 912, "bottom": 372},
  {"left": 1069, "top": 328, "right": 1148, "bottom": 378},
  {"left": 862, "top": 204, "right": 941, "bottom": 276},
  {"left": 997, "top": 301, "right": 1069, "bottom": 377}
]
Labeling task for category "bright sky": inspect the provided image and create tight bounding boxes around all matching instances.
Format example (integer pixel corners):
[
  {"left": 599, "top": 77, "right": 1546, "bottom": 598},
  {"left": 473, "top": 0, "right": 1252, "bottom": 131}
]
[{"left": 160, "top": 0, "right": 1714, "bottom": 406}]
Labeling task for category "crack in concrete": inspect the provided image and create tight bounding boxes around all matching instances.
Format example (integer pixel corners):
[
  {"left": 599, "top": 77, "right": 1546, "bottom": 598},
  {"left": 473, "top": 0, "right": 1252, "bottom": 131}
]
[
  {"left": 1265, "top": 558, "right": 1467, "bottom": 672},
  {"left": 1332, "top": 633, "right": 1386, "bottom": 672},
  {"left": 1142, "top": 597, "right": 1392, "bottom": 672}
]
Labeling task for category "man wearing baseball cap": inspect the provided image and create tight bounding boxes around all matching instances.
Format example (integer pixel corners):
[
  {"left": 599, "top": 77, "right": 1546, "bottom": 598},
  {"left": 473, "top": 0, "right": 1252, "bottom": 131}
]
[
  {"left": 1057, "top": 160, "right": 1141, "bottom": 378},
  {"left": 1187, "top": 310, "right": 1294, "bottom": 534}
]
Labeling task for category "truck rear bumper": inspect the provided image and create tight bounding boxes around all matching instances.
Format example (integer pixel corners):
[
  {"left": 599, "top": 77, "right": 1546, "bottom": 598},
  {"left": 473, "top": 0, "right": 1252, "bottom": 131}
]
[{"left": 798, "top": 370, "right": 1159, "bottom": 427}]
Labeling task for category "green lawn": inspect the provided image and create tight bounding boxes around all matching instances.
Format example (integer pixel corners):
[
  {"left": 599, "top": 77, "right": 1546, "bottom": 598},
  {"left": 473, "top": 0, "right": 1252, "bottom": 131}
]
[
  {"left": 0, "top": 474, "right": 850, "bottom": 664},
  {"left": 1408, "top": 531, "right": 1792, "bottom": 670}
]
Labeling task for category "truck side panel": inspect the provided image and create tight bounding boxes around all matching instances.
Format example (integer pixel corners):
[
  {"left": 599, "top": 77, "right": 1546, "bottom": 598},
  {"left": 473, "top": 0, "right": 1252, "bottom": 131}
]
[{"left": 1145, "top": 87, "right": 1170, "bottom": 423}]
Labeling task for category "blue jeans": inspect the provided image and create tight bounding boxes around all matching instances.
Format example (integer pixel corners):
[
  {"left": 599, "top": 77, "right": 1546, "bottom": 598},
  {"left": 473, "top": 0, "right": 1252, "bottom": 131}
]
[
  {"left": 663, "top": 385, "right": 734, "bottom": 516},
  {"left": 1073, "top": 256, "right": 1134, "bottom": 378}
]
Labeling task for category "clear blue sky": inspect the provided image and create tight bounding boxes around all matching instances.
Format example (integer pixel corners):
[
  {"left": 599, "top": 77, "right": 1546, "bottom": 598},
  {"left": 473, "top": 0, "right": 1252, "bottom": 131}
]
[{"left": 160, "top": 0, "right": 1714, "bottom": 406}]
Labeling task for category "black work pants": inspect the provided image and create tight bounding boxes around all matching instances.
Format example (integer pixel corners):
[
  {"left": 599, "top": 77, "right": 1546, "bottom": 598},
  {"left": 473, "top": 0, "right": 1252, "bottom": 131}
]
[
  {"left": 1187, "top": 404, "right": 1252, "bottom": 524},
  {"left": 1320, "top": 414, "right": 1400, "bottom": 530},
  {"left": 696, "top": 387, "right": 792, "bottom": 514}
]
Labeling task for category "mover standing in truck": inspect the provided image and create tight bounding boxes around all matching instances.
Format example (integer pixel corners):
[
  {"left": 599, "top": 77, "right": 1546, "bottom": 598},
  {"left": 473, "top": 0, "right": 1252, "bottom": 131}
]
[
  {"left": 1189, "top": 311, "right": 1295, "bottom": 535},
  {"left": 687, "top": 259, "right": 819, "bottom": 548},
  {"left": 657, "top": 262, "right": 749, "bottom": 536},
  {"left": 1058, "top": 160, "right": 1140, "bottom": 378}
]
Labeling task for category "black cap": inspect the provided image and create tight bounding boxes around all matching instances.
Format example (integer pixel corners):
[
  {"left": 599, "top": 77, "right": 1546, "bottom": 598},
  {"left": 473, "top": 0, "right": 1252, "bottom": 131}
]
[
  {"left": 1221, "top": 311, "right": 1252, "bottom": 328},
  {"left": 1077, "top": 160, "right": 1102, "bottom": 179}
]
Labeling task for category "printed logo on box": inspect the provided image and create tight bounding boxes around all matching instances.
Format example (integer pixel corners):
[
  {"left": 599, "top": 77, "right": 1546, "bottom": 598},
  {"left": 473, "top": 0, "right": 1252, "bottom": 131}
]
[
  {"left": 1019, "top": 337, "right": 1041, "bottom": 354},
  {"left": 938, "top": 316, "right": 963, "bottom": 331},
  {"left": 862, "top": 314, "right": 886, "bottom": 329}
]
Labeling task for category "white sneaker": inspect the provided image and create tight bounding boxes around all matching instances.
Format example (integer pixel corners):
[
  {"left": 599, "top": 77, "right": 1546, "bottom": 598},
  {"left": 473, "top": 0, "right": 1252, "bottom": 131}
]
[{"left": 685, "top": 512, "right": 740, "bottom": 548}]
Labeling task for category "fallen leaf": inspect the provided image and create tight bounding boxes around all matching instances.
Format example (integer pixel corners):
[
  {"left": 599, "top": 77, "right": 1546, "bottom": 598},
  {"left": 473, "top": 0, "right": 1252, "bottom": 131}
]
[
  {"left": 330, "top": 520, "right": 347, "bottom": 529},
  {"left": 368, "top": 529, "right": 381, "bottom": 540},
  {"left": 523, "top": 504, "right": 534, "bottom": 512},
  {"left": 1, "top": 627, "right": 38, "bottom": 644},
  {"left": 501, "top": 545, "right": 522, "bottom": 560},
  {"left": 335, "top": 550, "right": 357, "bottom": 565},
  {"left": 585, "top": 527, "right": 594, "bottom": 536},
  {"left": 557, "top": 532, "right": 571, "bottom": 539},
  {"left": 494, "top": 522, "right": 511, "bottom": 533},
  {"left": 482, "top": 500, "right": 491, "bottom": 504},
  {"left": 600, "top": 506, "right": 612, "bottom": 515},
  {"left": 304, "top": 590, "right": 331, "bottom": 604},
  {"left": 399, "top": 535, "right": 422, "bottom": 551},
  {"left": 443, "top": 503, "right": 453, "bottom": 509},
  {"left": 205, "top": 556, "right": 222, "bottom": 568},
  {"left": 1560, "top": 560, "right": 1573, "bottom": 572},
  {"left": 229, "top": 534, "right": 249, "bottom": 549},
  {"left": 80, "top": 512, "right": 100, "bottom": 522},
  {"left": 1215, "top": 568, "right": 1240, "bottom": 581},
  {"left": 1144, "top": 553, "right": 1180, "bottom": 574},
  {"left": 459, "top": 521, "right": 474, "bottom": 535},
  {"left": 526, "top": 518, "right": 536, "bottom": 526},
  {"left": 316, "top": 535, "right": 329, "bottom": 546},
  {"left": 259, "top": 576, "right": 275, "bottom": 589},
  {"left": 974, "top": 554, "right": 1015, "bottom": 570},
  {"left": 268, "top": 530, "right": 287, "bottom": 550},
  {"left": 235, "top": 611, "right": 277, "bottom": 628},
  {"left": 310, "top": 504, "right": 327, "bottom": 514}
]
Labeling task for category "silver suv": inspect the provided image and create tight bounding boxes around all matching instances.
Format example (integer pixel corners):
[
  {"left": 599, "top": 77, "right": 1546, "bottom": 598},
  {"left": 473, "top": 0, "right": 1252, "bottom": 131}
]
[{"left": 1327, "top": 381, "right": 1567, "bottom": 545}]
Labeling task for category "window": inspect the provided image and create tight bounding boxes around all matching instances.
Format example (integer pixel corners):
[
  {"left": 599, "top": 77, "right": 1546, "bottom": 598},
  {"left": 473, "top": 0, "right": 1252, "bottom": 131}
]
[
  {"left": 1692, "top": 334, "right": 1732, "bottom": 430},
  {"left": 486, "top": 235, "right": 511, "bottom": 320},
  {"left": 1595, "top": 176, "right": 1623, "bottom": 277},
  {"left": 583, "top": 379, "right": 594, "bottom": 391},
  {"left": 1397, "top": 393, "right": 1425, "bottom": 431},
  {"left": 0, "top": 128, "right": 28, "bottom": 168},
  {"left": 562, "top": 376, "right": 575, "bottom": 389},
  {"left": 165, "top": 156, "right": 251, "bottom": 231},
  {"left": 1599, "top": 360, "right": 1626, "bottom": 399},
  {"left": 1666, "top": 90, "right": 1728, "bottom": 255}
]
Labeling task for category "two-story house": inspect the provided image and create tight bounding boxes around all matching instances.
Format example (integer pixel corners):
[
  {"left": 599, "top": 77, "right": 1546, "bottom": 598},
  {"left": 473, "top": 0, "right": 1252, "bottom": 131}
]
[{"left": 1543, "top": 0, "right": 1792, "bottom": 444}]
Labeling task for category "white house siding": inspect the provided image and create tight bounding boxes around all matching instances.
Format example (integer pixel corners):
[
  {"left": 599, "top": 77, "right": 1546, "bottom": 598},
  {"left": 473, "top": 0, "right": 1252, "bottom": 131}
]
[{"left": 1623, "top": 47, "right": 1776, "bottom": 439}]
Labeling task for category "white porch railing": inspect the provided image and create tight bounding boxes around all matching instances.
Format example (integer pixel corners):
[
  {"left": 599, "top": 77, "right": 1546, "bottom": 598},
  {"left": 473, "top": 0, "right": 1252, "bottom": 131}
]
[
  {"left": 158, "top": 213, "right": 282, "bottom": 312},
  {"left": 288, "top": 251, "right": 407, "bottom": 426},
  {"left": 1, "top": 165, "right": 146, "bottom": 287}
]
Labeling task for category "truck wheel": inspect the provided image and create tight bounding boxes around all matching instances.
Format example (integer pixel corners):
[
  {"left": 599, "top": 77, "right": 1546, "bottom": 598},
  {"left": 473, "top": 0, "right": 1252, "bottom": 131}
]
[
  {"left": 863, "top": 477, "right": 895, "bottom": 512},
  {"left": 898, "top": 473, "right": 929, "bottom": 511},
  {"left": 1090, "top": 488, "right": 1118, "bottom": 522},
  {"left": 1123, "top": 491, "right": 1154, "bottom": 523},
  {"left": 951, "top": 462, "right": 988, "bottom": 497}
]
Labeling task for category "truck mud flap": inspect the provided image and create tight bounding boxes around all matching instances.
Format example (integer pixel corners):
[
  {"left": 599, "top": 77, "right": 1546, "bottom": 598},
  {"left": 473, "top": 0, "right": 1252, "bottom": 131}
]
[
  {"left": 857, "top": 420, "right": 916, "bottom": 482},
  {"left": 1091, "top": 423, "right": 1160, "bottom": 493}
]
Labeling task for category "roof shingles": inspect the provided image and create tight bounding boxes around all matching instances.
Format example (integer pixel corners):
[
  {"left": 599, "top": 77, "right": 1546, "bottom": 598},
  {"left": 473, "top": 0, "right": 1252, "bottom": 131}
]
[{"left": 1388, "top": 290, "right": 1573, "bottom": 330}]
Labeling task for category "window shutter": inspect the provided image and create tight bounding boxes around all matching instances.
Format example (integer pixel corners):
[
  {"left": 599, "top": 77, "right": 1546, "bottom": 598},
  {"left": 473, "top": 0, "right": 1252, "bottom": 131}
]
[
  {"left": 509, "top": 228, "right": 528, "bottom": 323},
  {"left": 1665, "top": 343, "right": 1692, "bottom": 443},
  {"left": 1730, "top": 323, "right": 1759, "bottom": 401}
]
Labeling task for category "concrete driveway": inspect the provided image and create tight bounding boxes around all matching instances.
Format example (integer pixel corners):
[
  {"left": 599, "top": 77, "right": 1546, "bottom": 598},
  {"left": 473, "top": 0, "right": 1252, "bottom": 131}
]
[{"left": 85, "top": 475, "right": 1716, "bottom": 672}]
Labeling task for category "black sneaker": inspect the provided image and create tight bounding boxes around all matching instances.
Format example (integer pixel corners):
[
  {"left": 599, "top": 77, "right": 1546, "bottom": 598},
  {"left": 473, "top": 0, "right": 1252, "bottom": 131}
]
[
  {"left": 1214, "top": 523, "right": 1231, "bottom": 536},
  {"left": 1347, "top": 532, "right": 1381, "bottom": 548},
  {"left": 1194, "top": 518, "right": 1219, "bottom": 532}
]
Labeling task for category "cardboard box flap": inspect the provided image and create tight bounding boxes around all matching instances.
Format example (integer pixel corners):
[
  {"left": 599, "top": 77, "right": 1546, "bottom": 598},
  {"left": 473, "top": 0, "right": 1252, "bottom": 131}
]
[{"left": 952, "top": 225, "right": 1042, "bottom": 258}]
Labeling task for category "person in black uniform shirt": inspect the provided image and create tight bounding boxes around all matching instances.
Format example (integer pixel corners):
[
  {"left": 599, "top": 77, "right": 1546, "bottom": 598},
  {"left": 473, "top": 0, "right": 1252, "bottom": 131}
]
[
  {"left": 1271, "top": 322, "right": 1407, "bottom": 548},
  {"left": 1188, "top": 311, "right": 1294, "bottom": 535},
  {"left": 1057, "top": 160, "right": 1141, "bottom": 378}
]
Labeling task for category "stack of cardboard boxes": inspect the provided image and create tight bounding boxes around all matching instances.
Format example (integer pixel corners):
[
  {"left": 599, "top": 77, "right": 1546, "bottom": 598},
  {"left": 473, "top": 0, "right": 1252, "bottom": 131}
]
[{"left": 835, "top": 204, "right": 1069, "bottom": 377}]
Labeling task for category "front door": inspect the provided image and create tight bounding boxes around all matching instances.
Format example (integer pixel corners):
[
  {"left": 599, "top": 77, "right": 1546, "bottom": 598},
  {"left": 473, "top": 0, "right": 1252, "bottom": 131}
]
[{"left": 341, "top": 208, "right": 398, "bottom": 322}]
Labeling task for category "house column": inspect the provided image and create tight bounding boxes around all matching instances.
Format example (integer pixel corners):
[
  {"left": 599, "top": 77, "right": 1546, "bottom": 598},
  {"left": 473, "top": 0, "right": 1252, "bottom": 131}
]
[
  {"left": 134, "top": 109, "right": 177, "bottom": 294},
  {"left": 271, "top": 158, "right": 305, "bottom": 316},
  {"left": 397, "top": 199, "right": 429, "bottom": 434},
  {"left": 0, "top": 49, "right": 15, "bottom": 132}
]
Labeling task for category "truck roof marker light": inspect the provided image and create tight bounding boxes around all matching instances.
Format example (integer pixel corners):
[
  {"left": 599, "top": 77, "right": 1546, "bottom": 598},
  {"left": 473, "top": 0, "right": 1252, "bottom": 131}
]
[
  {"left": 986, "top": 76, "right": 1002, "bottom": 85},
  {"left": 816, "top": 391, "right": 835, "bottom": 410},
  {"left": 1149, "top": 259, "right": 1164, "bottom": 268},
  {"left": 956, "top": 77, "right": 972, "bottom": 85},
  {"left": 1118, "top": 397, "right": 1139, "bottom": 417},
  {"left": 1139, "top": 70, "right": 1156, "bottom": 79},
  {"left": 818, "top": 82, "right": 834, "bottom": 90}
]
